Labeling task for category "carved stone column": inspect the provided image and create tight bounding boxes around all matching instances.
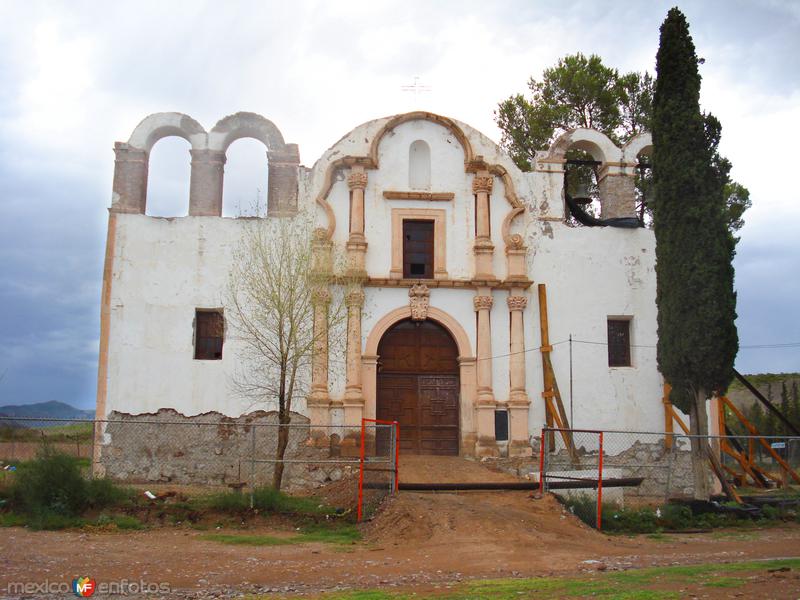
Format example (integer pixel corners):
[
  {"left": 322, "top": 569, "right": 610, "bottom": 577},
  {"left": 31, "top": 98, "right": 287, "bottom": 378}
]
[
  {"left": 307, "top": 288, "right": 332, "bottom": 436},
  {"left": 189, "top": 149, "right": 226, "bottom": 216},
  {"left": 346, "top": 166, "right": 368, "bottom": 277},
  {"left": 111, "top": 143, "right": 148, "bottom": 214},
  {"left": 343, "top": 288, "right": 365, "bottom": 428},
  {"left": 474, "top": 290, "right": 498, "bottom": 455},
  {"left": 473, "top": 172, "right": 496, "bottom": 280},
  {"left": 507, "top": 293, "right": 532, "bottom": 456}
]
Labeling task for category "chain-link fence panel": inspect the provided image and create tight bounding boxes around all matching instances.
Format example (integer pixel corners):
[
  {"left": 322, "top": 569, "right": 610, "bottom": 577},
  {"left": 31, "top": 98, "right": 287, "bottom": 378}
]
[
  {"left": 0, "top": 416, "right": 400, "bottom": 515},
  {"left": 540, "top": 428, "right": 603, "bottom": 528},
  {"left": 358, "top": 420, "right": 399, "bottom": 521}
]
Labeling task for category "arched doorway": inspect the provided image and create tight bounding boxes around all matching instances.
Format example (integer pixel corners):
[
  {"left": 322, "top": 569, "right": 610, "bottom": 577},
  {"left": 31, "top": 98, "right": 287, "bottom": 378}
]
[{"left": 376, "top": 319, "right": 460, "bottom": 455}]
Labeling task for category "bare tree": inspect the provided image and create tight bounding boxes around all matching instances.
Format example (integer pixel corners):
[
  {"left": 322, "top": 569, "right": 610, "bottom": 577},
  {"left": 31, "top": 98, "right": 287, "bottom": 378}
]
[{"left": 226, "top": 216, "right": 347, "bottom": 489}]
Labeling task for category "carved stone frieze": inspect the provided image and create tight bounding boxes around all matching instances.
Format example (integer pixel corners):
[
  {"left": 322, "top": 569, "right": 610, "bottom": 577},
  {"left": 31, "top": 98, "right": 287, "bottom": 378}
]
[{"left": 408, "top": 283, "right": 430, "bottom": 321}]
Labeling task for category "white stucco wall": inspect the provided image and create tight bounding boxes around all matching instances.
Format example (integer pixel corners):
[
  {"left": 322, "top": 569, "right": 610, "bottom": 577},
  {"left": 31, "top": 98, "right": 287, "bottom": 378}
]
[
  {"left": 102, "top": 111, "right": 666, "bottom": 446},
  {"left": 105, "top": 214, "right": 267, "bottom": 417}
]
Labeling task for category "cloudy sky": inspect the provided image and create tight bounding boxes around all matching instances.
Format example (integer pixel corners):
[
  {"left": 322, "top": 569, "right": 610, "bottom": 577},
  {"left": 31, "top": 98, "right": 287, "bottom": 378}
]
[{"left": 0, "top": 1, "right": 798, "bottom": 409}]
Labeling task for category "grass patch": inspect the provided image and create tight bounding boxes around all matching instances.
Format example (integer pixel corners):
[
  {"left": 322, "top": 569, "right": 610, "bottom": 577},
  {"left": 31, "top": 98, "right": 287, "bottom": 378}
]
[
  {"left": 202, "top": 523, "right": 360, "bottom": 547},
  {"left": 199, "top": 485, "right": 337, "bottom": 518},
  {"left": 200, "top": 533, "right": 294, "bottom": 546},
  {"left": 284, "top": 558, "right": 800, "bottom": 600},
  {"left": 703, "top": 576, "right": 744, "bottom": 588}
]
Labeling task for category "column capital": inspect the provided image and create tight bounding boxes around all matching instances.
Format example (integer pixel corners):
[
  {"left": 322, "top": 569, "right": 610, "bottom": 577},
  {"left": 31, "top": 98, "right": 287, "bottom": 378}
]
[
  {"left": 473, "top": 295, "right": 493, "bottom": 311},
  {"left": 507, "top": 295, "right": 527, "bottom": 311},
  {"left": 345, "top": 289, "right": 365, "bottom": 308},
  {"left": 311, "top": 288, "right": 332, "bottom": 306},
  {"left": 347, "top": 170, "right": 368, "bottom": 190},
  {"left": 190, "top": 148, "right": 227, "bottom": 165},
  {"left": 472, "top": 175, "right": 494, "bottom": 194}
]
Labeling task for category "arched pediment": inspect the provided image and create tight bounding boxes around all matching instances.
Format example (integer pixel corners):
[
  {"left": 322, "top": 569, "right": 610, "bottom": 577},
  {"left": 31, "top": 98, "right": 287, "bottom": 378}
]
[
  {"left": 546, "top": 128, "right": 623, "bottom": 163},
  {"left": 622, "top": 132, "right": 653, "bottom": 162},
  {"left": 208, "top": 112, "right": 287, "bottom": 152},
  {"left": 368, "top": 111, "right": 474, "bottom": 168},
  {"left": 127, "top": 112, "right": 207, "bottom": 152}
]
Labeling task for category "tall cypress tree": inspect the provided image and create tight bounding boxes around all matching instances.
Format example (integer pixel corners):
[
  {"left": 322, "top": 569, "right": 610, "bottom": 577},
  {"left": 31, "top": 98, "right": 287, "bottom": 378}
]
[{"left": 652, "top": 8, "right": 739, "bottom": 499}]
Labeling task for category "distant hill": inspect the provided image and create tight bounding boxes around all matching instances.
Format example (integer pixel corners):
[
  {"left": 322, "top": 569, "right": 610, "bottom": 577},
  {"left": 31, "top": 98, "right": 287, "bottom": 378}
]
[{"left": 0, "top": 401, "right": 94, "bottom": 426}]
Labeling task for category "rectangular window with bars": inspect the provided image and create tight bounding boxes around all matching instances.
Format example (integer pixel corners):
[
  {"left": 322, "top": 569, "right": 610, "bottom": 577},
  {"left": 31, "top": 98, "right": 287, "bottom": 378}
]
[
  {"left": 403, "top": 219, "right": 434, "bottom": 279},
  {"left": 195, "top": 309, "right": 224, "bottom": 360},
  {"left": 607, "top": 318, "right": 631, "bottom": 367}
]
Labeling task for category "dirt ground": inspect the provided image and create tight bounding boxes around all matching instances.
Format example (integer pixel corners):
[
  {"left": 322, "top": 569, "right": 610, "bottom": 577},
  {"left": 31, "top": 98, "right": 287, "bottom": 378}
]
[{"left": 2, "top": 456, "right": 800, "bottom": 598}]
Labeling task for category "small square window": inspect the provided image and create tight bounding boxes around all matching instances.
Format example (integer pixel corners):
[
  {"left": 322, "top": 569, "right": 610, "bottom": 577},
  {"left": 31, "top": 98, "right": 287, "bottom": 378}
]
[
  {"left": 607, "top": 318, "right": 631, "bottom": 367},
  {"left": 195, "top": 310, "right": 224, "bottom": 360}
]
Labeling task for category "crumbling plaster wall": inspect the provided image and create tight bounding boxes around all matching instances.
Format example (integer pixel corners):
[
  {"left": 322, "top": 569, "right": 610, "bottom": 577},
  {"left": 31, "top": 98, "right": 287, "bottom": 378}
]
[{"left": 99, "top": 409, "right": 346, "bottom": 492}]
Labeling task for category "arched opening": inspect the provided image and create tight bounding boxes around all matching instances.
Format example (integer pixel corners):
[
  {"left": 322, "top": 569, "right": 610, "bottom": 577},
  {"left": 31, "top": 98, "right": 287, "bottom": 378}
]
[
  {"left": 408, "top": 140, "right": 431, "bottom": 190},
  {"left": 222, "top": 138, "right": 269, "bottom": 217},
  {"left": 376, "top": 319, "right": 460, "bottom": 455},
  {"left": 145, "top": 136, "right": 191, "bottom": 217}
]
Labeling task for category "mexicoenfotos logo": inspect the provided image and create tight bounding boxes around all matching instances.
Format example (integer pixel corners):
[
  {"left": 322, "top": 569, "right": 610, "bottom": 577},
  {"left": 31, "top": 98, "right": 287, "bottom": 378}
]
[{"left": 72, "top": 576, "right": 97, "bottom": 597}]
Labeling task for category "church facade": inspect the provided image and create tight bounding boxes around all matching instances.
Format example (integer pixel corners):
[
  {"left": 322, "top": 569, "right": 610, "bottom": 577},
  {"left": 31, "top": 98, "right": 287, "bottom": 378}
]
[{"left": 95, "top": 110, "right": 663, "bottom": 458}]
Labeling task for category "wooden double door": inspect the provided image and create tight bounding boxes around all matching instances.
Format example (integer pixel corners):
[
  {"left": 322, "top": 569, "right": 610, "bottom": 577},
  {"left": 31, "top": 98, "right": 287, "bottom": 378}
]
[{"left": 376, "top": 319, "right": 460, "bottom": 455}]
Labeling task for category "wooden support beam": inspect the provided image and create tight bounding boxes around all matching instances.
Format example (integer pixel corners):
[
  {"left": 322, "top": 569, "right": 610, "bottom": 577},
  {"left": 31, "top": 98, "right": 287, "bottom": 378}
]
[
  {"left": 663, "top": 383, "right": 674, "bottom": 449},
  {"left": 537, "top": 283, "right": 576, "bottom": 458},
  {"left": 721, "top": 397, "right": 800, "bottom": 484}
]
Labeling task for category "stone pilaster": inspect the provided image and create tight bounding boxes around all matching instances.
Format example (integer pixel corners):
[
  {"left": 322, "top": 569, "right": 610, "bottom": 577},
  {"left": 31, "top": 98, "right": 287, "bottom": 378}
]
[
  {"left": 307, "top": 288, "right": 332, "bottom": 435},
  {"left": 343, "top": 288, "right": 365, "bottom": 427},
  {"left": 111, "top": 143, "right": 148, "bottom": 214},
  {"left": 474, "top": 289, "right": 498, "bottom": 456},
  {"left": 346, "top": 166, "right": 368, "bottom": 277},
  {"left": 311, "top": 228, "right": 333, "bottom": 278},
  {"left": 189, "top": 149, "right": 226, "bottom": 216},
  {"left": 598, "top": 164, "right": 636, "bottom": 219},
  {"left": 505, "top": 234, "right": 528, "bottom": 282},
  {"left": 472, "top": 172, "right": 496, "bottom": 279},
  {"left": 507, "top": 293, "right": 532, "bottom": 456}
]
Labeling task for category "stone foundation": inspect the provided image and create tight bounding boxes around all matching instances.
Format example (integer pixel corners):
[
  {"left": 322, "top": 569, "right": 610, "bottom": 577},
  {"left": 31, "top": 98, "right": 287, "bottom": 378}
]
[{"left": 97, "top": 409, "right": 353, "bottom": 492}]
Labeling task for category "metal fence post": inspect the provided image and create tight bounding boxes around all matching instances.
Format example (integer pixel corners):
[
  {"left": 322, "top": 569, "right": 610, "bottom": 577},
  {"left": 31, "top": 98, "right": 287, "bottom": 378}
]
[
  {"left": 664, "top": 433, "right": 675, "bottom": 502},
  {"left": 250, "top": 425, "right": 256, "bottom": 509}
]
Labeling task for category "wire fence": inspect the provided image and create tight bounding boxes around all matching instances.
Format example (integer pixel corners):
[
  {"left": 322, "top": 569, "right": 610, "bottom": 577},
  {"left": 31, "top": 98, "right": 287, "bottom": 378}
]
[
  {"left": 0, "top": 416, "right": 398, "bottom": 515},
  {"left": 540, "top": 428, "right": 800, "bottom": 529}
]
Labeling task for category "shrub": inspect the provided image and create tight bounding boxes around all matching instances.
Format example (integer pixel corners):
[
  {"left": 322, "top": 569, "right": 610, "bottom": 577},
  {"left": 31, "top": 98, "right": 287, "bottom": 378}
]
[
  {"left": 11, "top": 450, "right": 88, "bottom": 516},
  {"left": 8, "top": 449, "right": 130, "bottom": 521}
]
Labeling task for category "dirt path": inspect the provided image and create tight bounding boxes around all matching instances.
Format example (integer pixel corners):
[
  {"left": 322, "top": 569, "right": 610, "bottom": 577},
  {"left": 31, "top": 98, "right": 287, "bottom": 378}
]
[{"left": 2, "top": 490, "right": 799, "bottom": 599}]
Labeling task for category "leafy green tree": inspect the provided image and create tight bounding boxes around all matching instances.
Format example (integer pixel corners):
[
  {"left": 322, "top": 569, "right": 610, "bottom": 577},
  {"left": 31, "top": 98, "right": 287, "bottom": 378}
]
[
  {"left": 652, "top": 8, "right": 739, "bottom": 500},
  {"left": 495, "top": 53, "right": 648, "bottom": 171},
  {"left": 496, "top": 53, "right": 749, "bottom": 236}
]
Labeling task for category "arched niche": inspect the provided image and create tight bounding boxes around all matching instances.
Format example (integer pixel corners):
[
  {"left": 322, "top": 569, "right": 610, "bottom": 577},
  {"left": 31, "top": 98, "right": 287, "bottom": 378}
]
[
  {"left": 221, "top": 138, "right": 270, "bottom": 217},
  {"left": 209, "top": 112, "right": 298, "bottom": 217},
  {"left": 408, "top": 140, "right": 431, "bottom": 190},
  {"left": 143, "top": 136, "right": 192, "bottom": 217},
  {"left": 111, "top": 113, "right": 206, "bottom": 215}
]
